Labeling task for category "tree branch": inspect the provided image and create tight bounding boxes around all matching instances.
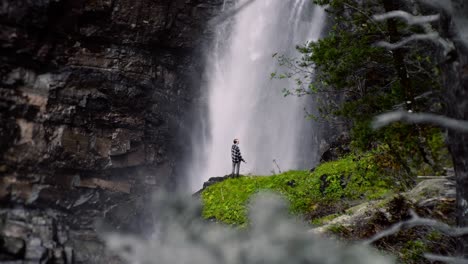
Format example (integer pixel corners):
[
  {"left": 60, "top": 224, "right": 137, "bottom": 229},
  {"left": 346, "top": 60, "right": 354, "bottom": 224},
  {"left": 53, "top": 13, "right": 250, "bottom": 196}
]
[
  {"left": 342, "top": 3, "right": 386, "bottom": 34},
  {"left": 373, "top": 10, "right": 440, "bottom": 25},
  {"left": 424, "top": 254, "right": 468, "bottom": 264},
  {"left": 363, "top": 211, "right": 468, "bottom": 245},
  {"left": 373, "top": 110, "right": 468, "bottom": 132},
  {"left": 375, "top": 33, "right": 439, "bottom": 50},
  {"left": 372, "top": 10, "right": 455, "bottom": 53}
]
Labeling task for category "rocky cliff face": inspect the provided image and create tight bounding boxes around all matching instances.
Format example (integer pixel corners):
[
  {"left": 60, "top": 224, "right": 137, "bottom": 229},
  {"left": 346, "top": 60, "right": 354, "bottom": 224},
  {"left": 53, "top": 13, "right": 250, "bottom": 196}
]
[{"left": 0, "top": 0, "right": 221, "bottom": 262}]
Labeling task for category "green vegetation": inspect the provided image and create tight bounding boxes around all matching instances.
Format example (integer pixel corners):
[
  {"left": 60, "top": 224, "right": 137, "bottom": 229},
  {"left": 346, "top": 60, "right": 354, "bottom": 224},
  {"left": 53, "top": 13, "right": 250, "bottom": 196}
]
[
  {"left": 400, "top": 240, "right": 428, "bottom": 263},
  {"left": 326, "top": 224, "right": 351, "bottom": 237},
  {"left": 311, "top": 213, "right": 341, "bottom": 226},
  {"left": 273, "top": 0, "right": 452, "bottom": 183},
  {"left": 202, "top": 170, "right": 311, "bottom": 225},
  {"left": 309, "top": 152, "right": 394, "bottom": 201},
  {"left": 202, "top": 151, "right": 401, "bottom": 225}
]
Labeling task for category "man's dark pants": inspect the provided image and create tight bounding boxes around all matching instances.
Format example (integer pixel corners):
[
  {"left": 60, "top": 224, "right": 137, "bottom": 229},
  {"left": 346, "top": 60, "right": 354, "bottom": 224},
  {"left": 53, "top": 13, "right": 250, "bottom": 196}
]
[{"left": 232, "top": 162, "right": 240, "bottom": 176}]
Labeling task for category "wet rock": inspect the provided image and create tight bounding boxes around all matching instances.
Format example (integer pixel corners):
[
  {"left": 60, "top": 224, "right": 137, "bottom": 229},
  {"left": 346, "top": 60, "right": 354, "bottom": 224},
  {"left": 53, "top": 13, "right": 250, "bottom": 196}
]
[
  {"left": 193, "top": 175, "right": 239, "bottom": 196},
  {"left": 319, "top": 174, "right": 330, "bottom": 194},
  {"left": 0, "top": 0, "right": 224, "bottom": 262},
  {"left": 310, "top": 177, "right": 456, "bottom": 235},
  {"left": 2, "top": 220, "right": 31, "bottom": 238},
  {"left": 319, "top": 133, "right": 351, "bottom": 162},
  {"left": 25, "top": 238, "right": 47, "bottom": 262},
  {"left": 1, "top": 237, "right": 25, "bottom": 257},
  {"left": 286, "top": 180, "right": 297, "bottom": 187},
  {"left": 75, "top": 178, "right": 131, "bottom": 194}
]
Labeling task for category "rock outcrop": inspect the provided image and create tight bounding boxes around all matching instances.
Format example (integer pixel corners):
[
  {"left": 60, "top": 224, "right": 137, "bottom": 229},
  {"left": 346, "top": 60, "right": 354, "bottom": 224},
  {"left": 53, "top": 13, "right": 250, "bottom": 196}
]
[
  {"left": 310, "top": 176, "right": 456, "bottom": 235},
  {"left": 0, "top": 0, "right": 222, "bottom": 263}
]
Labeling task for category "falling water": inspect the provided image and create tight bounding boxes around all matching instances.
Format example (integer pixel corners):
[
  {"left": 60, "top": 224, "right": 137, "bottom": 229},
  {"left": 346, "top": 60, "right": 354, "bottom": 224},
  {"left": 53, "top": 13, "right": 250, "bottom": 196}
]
[{"left": 189, "top": 0, "right": 326, "bottom": 190}]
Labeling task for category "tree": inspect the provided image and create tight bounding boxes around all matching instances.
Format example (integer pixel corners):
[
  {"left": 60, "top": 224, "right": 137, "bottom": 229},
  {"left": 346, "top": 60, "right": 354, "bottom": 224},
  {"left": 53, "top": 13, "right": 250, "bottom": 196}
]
[
  {"left": 369, "top": 0, "right": 468, "bottom": 257},
  {"left": 424, "top": 0, "right": 468, "bottom": 256},
  {"left": 275, "top": 0, "right": 448, "bottom": 184}
]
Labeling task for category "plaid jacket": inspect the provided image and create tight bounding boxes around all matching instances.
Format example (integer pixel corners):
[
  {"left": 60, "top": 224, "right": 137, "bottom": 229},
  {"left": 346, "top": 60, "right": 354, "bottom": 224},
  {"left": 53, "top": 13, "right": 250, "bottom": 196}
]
[{"left": 231, "top": 144, "right": 244, "bottom": 163}]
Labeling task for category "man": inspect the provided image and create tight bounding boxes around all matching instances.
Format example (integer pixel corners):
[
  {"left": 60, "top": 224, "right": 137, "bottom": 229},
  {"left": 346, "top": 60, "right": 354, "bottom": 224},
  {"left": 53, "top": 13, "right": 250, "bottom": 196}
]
[{"left": 231, "top": 138, "right": 245, "bottom": 177}]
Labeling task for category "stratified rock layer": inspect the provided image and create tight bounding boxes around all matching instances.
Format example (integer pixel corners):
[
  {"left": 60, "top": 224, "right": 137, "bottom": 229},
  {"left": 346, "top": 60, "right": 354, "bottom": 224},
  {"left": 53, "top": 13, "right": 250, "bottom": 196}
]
[{"left": 0, "top": 0, "right": 222, "bottom": 263}]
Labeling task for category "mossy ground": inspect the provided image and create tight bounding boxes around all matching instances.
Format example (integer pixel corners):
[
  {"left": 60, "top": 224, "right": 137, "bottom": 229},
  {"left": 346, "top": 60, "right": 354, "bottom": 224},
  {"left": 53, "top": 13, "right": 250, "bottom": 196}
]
[
  {"left": 201, "top": 170, "right": 312, "bottom": 225},
  {"left": 201, "top": 151, "right": 399, "bottom": 226}
]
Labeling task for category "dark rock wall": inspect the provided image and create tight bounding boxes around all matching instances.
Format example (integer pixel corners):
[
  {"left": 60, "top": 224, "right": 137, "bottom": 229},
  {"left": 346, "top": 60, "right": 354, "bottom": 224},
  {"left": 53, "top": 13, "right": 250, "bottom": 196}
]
[{"left": 0, "top": 0, "right": 221, "bottom": 263}]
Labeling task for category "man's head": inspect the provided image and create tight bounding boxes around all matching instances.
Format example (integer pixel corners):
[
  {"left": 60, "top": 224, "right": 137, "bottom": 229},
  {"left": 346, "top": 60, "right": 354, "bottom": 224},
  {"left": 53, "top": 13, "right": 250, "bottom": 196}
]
[{"left": 233, "top": 138, "right": 239, "bottom": 144}]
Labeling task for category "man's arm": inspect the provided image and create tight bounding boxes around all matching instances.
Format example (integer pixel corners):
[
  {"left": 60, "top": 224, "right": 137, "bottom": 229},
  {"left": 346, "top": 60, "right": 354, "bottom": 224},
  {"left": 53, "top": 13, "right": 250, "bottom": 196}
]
[{"left": 238, "top": 146, "right": 245, "bottom": 162}]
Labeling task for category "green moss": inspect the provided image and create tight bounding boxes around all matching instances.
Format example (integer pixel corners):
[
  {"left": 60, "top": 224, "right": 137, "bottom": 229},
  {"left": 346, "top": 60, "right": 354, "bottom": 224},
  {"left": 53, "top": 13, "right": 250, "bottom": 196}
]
[
  {"left": 311, "top": 213, "right": 341, "bottom": 226},
  {"left": 326, "top": 224, "right": 351, "bottom": 236},
  {"left": 201, "top": 171, "right": 314, "bottom": 225},
  {"left": 426, "top": 230, "right": 443, "bottom": 242},
  {"left": 427, "top": 129, "right": 453, "bottom": 168},
  {"left": 308, "top": 153, "right": 394, "bottom": 202},
  {"left": 400, "top": 240, "right": 428, "bottom": 263},
  {"left": 202, "top": 152, "right": 398, "bottom": 225}
]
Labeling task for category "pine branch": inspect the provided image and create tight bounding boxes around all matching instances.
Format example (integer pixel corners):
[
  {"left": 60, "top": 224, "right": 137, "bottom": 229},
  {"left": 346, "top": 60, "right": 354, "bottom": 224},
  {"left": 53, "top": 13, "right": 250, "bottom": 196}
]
[
  {"left": 372, "top": 10, "right": 455, "bottom": 53},
  {"left": 373, "top": 10, "right": 440, "bottom": 25},
  {"left": 375, "top": 33, "right": 439, "bottom": 50},
  {"left": 363, "top": 210, "right": 468, "bottom": 245},
  {"left": 373, "top": 110, "right": 468, "bottom": 132},
  {"left": 424, "top": 254, "right": 468, "bottom": 264}
]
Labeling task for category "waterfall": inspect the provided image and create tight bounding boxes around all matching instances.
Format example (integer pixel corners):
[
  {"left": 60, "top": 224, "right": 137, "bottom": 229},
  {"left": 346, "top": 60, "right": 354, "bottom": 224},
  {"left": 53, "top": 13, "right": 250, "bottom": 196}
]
[{"left": 189, "top": 0, "right": 326, "bottom": 190}]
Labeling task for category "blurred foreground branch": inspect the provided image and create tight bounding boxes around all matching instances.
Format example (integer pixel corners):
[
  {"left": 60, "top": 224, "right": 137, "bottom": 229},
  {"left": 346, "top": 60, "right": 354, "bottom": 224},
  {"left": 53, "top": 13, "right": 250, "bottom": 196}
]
[
  {"left": 372, "top": 10, "right": 454, "bottom": 53},
  {"left": 363, "top": 210, "right": 468, "bottom": 245},
  {"left": 373, "top": 11, "right": 439, "bottom": 25},
  {"left": 424, "top": 254, "right": 468, "bottom": 264},
  {"left": 375, "top": 33, "right": 439, "bottom": 50},
  {"left": 373, "top": 111, "right": 468, "bottom": 132},
  {"left": 363, "top": 210, "right": 468, "bottom": 263}
]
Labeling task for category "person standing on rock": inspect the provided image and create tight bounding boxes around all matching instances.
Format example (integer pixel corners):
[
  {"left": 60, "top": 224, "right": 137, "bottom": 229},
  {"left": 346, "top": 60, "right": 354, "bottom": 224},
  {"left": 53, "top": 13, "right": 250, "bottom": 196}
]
[{"left": 231, "top": 138, "right": 246, "bottom": 177}]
